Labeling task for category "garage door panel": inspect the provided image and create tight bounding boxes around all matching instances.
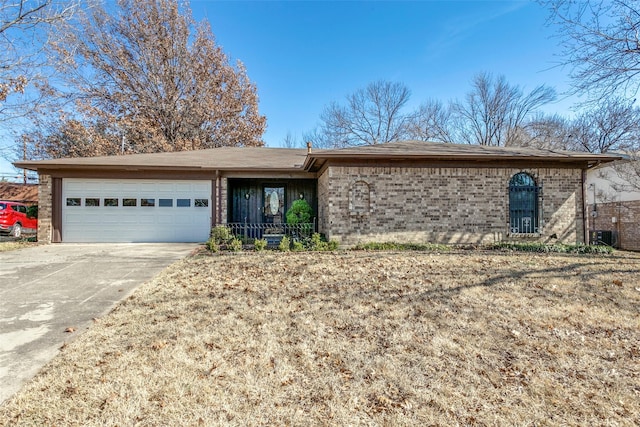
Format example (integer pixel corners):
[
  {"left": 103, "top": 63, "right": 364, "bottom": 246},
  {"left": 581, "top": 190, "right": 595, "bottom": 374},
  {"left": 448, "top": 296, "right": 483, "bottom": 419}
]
[{"left": 62, "top": 179, "right": 212, "bottom": 243}]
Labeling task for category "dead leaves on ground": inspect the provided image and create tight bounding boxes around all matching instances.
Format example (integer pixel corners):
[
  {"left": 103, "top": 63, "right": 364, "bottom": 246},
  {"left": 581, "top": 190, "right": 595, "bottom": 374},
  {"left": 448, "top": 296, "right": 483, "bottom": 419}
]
[{"left": 1, "top": 251, "right": 639, "bottom": 426}]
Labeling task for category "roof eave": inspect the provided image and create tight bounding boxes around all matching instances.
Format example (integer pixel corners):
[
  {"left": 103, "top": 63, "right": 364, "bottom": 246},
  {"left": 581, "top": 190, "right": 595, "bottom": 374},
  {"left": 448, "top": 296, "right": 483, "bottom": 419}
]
[{"left": 302, "top": 153, "right": 623, "bottom": 171}]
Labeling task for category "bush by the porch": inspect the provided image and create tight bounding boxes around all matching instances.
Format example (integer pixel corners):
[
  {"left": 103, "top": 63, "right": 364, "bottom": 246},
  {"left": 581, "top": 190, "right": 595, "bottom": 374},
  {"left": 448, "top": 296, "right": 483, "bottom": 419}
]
[{"left": 286, "top": 199, "right": 313, "bottom": 225}]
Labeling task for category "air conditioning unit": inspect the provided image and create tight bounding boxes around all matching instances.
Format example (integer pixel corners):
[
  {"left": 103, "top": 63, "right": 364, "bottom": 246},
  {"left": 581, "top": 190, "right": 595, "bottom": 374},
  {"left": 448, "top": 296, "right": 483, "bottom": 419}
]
[{"left": 589, "top": 230, "right": 613, "bottom": 246}]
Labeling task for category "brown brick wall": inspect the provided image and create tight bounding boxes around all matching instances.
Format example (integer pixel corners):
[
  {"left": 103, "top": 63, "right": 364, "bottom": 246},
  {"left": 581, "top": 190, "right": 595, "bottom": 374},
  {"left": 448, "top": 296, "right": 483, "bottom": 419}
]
[
  {"left": 37, "top": 174, "right": 52, "bottom": 243},
  {"left": 588, "top": 200, "right": 640, "bottom": 251},
  {"left": 318, "top": 166, "right": 585, "bottom": 246}
]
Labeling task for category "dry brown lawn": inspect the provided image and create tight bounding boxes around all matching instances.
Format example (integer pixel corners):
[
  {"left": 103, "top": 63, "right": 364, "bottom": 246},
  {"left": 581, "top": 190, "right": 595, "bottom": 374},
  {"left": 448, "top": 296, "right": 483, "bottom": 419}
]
[{"left": 1, "top": 250, "right": 639, "bottom": 426}]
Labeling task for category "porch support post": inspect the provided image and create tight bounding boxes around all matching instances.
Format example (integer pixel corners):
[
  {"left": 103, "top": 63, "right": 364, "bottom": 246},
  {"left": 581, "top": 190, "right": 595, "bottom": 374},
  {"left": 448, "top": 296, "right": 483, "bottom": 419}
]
[
  {"left": 212, "top": 172, "right": 218, "bottom": 227},
  {"left": 52, "top": 177, "right": 62, "bottom": 243},
  {"left": 216, "top": 170, "right": 223, "bottom": 225}
]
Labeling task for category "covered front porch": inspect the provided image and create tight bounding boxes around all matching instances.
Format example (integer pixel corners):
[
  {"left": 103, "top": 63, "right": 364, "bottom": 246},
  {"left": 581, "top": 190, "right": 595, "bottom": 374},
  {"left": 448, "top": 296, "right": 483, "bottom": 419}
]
[{"left": 225, "top": 178, "right": 318, "bottom": 242}]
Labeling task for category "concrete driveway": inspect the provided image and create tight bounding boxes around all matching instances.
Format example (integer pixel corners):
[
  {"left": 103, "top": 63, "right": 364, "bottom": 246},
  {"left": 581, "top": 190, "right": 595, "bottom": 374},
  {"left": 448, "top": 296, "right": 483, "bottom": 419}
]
[{"left": 0, "top": 243, "right": 198, "bottom": 404}]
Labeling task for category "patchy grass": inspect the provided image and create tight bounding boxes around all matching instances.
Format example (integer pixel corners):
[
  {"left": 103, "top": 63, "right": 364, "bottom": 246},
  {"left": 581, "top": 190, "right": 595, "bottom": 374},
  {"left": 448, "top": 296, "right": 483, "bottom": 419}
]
[
  {"left": 0, "top": 239, "right": 37, "bottom": 252},
  {"left": 1, "top": 251, "right": 639, "bottom": 426},
  {"left": 353, "top": 241, "right": 452, "bottom": 252},
  {"left": 489, "top": 241, "right": 614, "bottom": 254}
]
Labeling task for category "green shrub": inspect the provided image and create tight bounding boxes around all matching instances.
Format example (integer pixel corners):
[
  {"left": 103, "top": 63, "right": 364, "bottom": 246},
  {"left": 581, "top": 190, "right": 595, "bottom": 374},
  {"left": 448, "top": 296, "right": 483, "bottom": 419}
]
[
  {"left": 210, "top": 225, "right": 233, "bottom": 245},
  {"left": 254, "top": 238, "right": 268, "bottom": 251},
  {"left": 327, "top": 239, "right": 339, "bottom": 251},
  {"left": 228, "top": 237, "right": 243, "bottom": 252},
  {"left": 278, "top": 236, "right": 291, "bottom": 252},
  {"left": 309, "top": 233, "right": 325, "bottom": 251},
  {"left": 286, "top": 199, "right": 313, "bottom": 224},
  {"left": 292, "top": 240, "right": 305, "bottom": 252},
  {"left": 26, "top": 205, "right": 38, "bottom": 219},
  {"left": 306, "top": 233, "right": 339, "bottom": 251},
  {"left": 353, "top": 241, "right": 451, "bottom": 252},
  {"left": 489, "top": 242, "right": 613, "bottom": 254},
  {"left": 205, "top": 238, "right": 220, "bottom": 252}
]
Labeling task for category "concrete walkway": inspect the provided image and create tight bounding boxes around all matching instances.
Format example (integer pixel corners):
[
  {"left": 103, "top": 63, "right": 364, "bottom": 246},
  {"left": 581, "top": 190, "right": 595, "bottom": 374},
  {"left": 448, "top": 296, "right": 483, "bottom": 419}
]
[{"left": 0, "top": 243, "right": 198, "bottom": 405}]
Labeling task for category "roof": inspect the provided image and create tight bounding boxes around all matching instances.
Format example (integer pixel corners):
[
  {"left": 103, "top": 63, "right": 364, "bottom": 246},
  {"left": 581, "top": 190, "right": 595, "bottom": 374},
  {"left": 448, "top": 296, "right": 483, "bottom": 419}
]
[
  {"left": 0, "top": 183, "right": 38, "bottom": 203},
  {"left": 14, "top": 141, "right": 622, "bottom": 173},
  {"left": 14, "top": 147, "right": 310, "bottom": 172},
  {"left": 302, "top": 141, "right": 623, "bottom": 171}
]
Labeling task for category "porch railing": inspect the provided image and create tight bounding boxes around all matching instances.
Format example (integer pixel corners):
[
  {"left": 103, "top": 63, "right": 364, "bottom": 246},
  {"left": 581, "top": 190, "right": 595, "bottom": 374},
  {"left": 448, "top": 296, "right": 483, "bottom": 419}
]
[{"left": 226, "top": 219, "right": 317, "bottom": 243}]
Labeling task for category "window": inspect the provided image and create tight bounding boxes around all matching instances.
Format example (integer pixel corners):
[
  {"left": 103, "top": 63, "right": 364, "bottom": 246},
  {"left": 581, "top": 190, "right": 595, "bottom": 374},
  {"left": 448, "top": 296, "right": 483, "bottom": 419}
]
[
  {"left": 141, "top": 198, "right": 155, "bottom": 207},
  {"left": 177, "top": 199, "right": 190, "bottom": 207},
  {"left": 159, "top": 199, "right": 173, "bottom": 207},
  {"left": 104, "top": 198, "right": 118, "bottom": 207},
  {"left": 509, "top": 173, "right": 539, "bottom": 234},
  {"left": 123, "top": 198, "right": 137, "bottom": 207},
  {"left": 66, "top": 198, "right": 81, "bottom": 207},
  {"left": 85, "top": 198, "right": 100, "bottom": 207},
  {"left": 195, "top": 199, "right": 209, "bottom": 207}
]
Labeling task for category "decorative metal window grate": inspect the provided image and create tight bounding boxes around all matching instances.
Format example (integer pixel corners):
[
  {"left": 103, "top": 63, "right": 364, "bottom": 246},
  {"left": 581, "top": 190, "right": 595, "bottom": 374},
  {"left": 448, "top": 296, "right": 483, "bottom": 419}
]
[{"left": 509, "top": 173, "right": 540, "bottom": 234}]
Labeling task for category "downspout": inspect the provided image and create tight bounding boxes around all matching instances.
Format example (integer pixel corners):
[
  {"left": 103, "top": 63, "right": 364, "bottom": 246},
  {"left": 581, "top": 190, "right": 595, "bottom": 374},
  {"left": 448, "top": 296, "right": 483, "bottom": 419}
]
[{"left": 581, "top": 168, "right": 588, "bottom": 245}]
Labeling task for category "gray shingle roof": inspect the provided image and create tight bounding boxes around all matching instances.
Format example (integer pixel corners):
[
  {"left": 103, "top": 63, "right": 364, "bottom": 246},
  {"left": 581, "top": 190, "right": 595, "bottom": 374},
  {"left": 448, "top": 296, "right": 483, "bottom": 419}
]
[
  {"left": 14, "top": 141, "right": 622, "bottom": 172},
  {"left": 303, "top": 141, "right": 622, "bottom": 170},
  {"left": 15, "top": 147, "right": 310, "bottom": 172}
]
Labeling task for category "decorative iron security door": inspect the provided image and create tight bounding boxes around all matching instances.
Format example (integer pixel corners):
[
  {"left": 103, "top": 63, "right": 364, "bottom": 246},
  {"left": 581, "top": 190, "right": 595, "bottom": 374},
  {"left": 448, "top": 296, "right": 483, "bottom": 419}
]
[{"left": 509, "top": 173, "right": 540, "bottom": 234}]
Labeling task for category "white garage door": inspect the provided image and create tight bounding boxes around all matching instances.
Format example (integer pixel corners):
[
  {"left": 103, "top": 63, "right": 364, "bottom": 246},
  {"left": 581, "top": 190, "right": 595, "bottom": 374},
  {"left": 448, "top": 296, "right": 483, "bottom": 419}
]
[{"left": 62, "top": 179, "right": 212, "bottom": 242}]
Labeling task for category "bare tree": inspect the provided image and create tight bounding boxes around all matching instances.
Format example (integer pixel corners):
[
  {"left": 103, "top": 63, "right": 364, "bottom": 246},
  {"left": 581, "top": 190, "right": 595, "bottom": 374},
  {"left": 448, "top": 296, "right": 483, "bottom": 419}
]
[
  {"left": 612, "top": 152, "right": 640, "bottom": 191},
  {"left": 452, "top": 72, "right": 556, "bottom": 146},
  {"left": 511, "top": 113, "right": 574, "bottom": 149},
  {"left": 543, "top": 0, "right": 640, "bottom": 101},
  {"left": 21, "top": 116, "right": 121, "bottom": 160},
  {"left": 0, "top": 0, "right": 75, "bottom": 103},
  {"left": 282, "top": 131, "right": 305, "bottom": 148},
  {"left": 33, "top": 0, "right": 265, "bottom": 158},
  {"left": 543, "top": 1, "right": 640, "bottom": 193},
  {"left": 316, "top": 80, "right": 411, "bottom": 147},
  {"left": 568, "top": 97, "right": 640, "bottom": 153},
  {"left": 405, "top": 98, "right": 455, "bottom": 143},
  {"left": 0, "top": 0, "right": 76, "bottom": 170},
  {"left": 301, "top": 127, "right": 334, "bottom": 149}
]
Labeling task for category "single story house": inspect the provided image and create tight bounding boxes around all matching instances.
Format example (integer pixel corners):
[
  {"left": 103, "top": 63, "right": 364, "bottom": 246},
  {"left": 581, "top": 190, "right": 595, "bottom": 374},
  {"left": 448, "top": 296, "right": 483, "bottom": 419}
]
[
  {"left": 14, "top": 141, "right": 620, "bottom": 246},
  {"left": 585, "top": 158, "right": 640, "bottom": 251}
]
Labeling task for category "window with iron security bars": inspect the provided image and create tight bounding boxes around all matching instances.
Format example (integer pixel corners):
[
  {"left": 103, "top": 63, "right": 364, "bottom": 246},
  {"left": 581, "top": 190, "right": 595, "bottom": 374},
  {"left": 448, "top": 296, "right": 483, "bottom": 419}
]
[{"left": 509, "top": 173, "right": 541, "bottom": 234}]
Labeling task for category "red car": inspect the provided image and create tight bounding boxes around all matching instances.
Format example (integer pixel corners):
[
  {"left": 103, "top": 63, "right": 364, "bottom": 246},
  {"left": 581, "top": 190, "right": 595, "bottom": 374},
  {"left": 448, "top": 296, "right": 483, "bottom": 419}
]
[{"left": 0, "top": 201, "right": 38, "bottom": 238}]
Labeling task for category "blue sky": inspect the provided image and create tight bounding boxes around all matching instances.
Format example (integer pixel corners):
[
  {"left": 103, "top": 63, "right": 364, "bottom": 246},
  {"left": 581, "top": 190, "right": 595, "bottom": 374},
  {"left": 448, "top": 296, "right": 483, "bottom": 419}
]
[
  {"left": 2, "top": 0, "right": 576, "bottom": 179},
  {"left": 191, "top": 0, "right": 575, "bottom": 147}
]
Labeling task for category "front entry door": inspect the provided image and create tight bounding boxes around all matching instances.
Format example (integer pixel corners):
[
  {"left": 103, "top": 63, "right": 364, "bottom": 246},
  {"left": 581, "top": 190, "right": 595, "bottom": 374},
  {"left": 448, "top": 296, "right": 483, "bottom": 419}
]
[{"left": 263, "top": 186, "right": 285, "bottom": 225}]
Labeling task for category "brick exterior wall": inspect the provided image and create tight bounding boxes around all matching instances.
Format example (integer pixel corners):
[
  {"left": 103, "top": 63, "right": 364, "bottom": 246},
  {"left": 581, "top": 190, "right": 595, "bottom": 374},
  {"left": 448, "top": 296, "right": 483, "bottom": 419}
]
[
  {"left": 317, "top": 170, "right": 330, "bottom": 235},
  {"left": 37, "top": 174, "right": 52, "bottom": 244},
  {"left": 318, "top": 166, "right": 585, "bottom": 246},
  {"left": 588, "top": 200, "right": 640, "bottom": 251}
]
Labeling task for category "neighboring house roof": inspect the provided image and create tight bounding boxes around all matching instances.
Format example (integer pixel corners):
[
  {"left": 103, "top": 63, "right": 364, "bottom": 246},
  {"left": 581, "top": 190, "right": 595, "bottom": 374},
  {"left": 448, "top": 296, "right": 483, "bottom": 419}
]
[
  {"left": 302, "top": 141, "right": 623, "bottom": 171},
  {"left": 14, "top": 141, "right": 622, "bottom": 173},
  {"left": 0, "top": 183, "right": 38, "bottom": 203}
]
